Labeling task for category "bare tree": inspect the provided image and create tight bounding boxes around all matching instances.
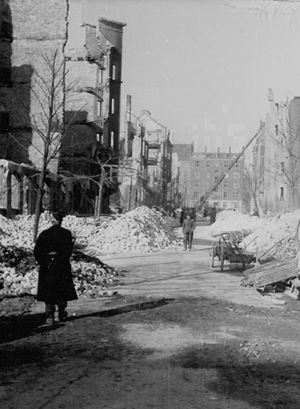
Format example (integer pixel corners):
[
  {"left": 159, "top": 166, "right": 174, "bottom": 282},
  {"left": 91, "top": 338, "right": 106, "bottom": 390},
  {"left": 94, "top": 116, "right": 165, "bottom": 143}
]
[
  {"left": 8, "top": 49, "right": 83, "bottom": 241},
  {"left": 243, "top": 165, "right": 262, "bottom": 216},
  {"left": 60, "top": 154, "right": 146, "bottom": 218}
]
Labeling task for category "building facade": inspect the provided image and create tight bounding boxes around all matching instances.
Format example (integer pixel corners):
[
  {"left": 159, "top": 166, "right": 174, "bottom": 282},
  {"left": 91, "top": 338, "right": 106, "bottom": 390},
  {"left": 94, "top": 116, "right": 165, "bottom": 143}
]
[
  {"left": 0, "top": 0, "right": 126, "bottom": 215},
  {"left": 190, "top": 149, "right": 245, "bottom": 211},
  {"left": 172, "top": 143, "right": 193, "bottom": 207},
  {"left": 251, "top": 89, "right": 300, "bottom": 213}
]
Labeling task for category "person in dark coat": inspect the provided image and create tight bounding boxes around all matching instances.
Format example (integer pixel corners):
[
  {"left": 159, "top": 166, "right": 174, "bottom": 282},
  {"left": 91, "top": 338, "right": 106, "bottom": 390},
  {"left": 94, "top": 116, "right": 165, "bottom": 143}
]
[
  {"left": 182, "top": 214, "right": 195, "bottom": 251},
  {"left": 34, "top": 211, "right": 77, "bottom": 324},
  {"left": 210, "top": 205, "right": 217, "bottom": 225}
]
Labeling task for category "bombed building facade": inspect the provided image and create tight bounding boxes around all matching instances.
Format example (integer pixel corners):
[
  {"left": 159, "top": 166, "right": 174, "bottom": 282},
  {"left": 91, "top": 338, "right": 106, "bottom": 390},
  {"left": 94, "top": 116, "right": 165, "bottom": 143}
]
[{"left": 0, "top": 0, "right": 126, "bottom": 216}]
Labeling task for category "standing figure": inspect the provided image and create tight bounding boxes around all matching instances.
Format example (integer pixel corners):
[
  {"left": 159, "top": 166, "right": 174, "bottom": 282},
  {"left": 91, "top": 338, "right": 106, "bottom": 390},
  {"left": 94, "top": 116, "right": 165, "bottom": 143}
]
[
  {"left": 34, "top": 211, "right": 77, "bottom": 325},
  {"left": 182, "top": 214, "right": 195, "bottom": 251},
  {"left": 210, "top": 205, "right": 217, "bottom": 225}
]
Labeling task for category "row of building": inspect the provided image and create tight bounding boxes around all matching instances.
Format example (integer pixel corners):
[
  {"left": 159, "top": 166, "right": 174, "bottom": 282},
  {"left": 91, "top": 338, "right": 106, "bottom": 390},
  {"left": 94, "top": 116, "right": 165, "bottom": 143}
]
[{"left": 0, "top": 0, "right": 183, "bottom": 217}]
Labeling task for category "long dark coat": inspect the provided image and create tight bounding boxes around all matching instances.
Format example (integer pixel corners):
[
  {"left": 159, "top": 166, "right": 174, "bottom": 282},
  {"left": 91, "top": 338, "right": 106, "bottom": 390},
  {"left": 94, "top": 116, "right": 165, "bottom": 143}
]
[{"left": 34, "top": 224, "right": 77, "bottom": 304}]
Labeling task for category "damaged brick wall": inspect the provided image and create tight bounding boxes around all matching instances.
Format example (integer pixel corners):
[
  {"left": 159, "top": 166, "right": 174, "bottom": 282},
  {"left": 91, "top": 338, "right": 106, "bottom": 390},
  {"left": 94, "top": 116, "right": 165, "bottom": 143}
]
[{"left": 0, "top": 0, "right": 68, "bottom": 170}]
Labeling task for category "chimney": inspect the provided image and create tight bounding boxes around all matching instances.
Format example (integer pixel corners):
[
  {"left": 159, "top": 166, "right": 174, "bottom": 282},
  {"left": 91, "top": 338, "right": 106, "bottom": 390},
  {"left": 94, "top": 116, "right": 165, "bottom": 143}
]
[
  {"left": 204, "top": 145, "right": 207, "bottom": 153},
  {"left": 126, "top": 95, "right": 132, "bottom": 122},
  {"left": 229, "top": 146, "right": 231, "bottom": 154}
]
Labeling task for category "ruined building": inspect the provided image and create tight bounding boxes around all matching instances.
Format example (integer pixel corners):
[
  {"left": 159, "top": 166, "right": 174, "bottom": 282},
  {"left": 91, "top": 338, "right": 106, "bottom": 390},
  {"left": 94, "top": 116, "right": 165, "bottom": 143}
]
[
  {"left": 0, "top": 0, "right": 126, "bottom": 215},
  {"left": 252, "top": 89, "right": 300, "bottom": 213},
  {"left": 61, "top": 18, "right": 126, "bottom": 213},
  {"left": 120, "top": 106, "right": 173, "bottom": 210}
]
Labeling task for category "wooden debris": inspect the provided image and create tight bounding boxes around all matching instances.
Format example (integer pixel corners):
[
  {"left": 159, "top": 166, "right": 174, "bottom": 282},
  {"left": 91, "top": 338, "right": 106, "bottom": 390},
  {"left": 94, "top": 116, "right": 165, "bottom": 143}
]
[{"left": 241, "top": 259, "right": 297, "bottom": 289}]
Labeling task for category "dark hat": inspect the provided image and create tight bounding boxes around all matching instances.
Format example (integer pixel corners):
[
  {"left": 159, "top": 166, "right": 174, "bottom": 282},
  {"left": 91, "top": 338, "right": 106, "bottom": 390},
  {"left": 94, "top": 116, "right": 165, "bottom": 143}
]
[{"left": 52, "top": 210, "right": 66, "bottom": 222}]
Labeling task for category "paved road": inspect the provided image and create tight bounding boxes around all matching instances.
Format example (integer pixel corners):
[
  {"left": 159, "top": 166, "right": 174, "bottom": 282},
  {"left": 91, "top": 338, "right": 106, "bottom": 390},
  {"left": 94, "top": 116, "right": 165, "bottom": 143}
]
[{"left": 1, "top": 225, "right": 300, "bottom": 409}]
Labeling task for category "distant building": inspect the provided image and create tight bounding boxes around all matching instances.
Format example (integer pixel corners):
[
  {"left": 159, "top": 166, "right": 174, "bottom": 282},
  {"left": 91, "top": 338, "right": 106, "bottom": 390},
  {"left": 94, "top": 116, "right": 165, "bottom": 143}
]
[
  {"left": 191, "top": 149, "right": 245, "bottom": 211},
  {"left": 120, "top": 107, "right": 173, "bottom": 210},
  {"left": 172, "top": 144, "right": 193, "bottom": 207}
]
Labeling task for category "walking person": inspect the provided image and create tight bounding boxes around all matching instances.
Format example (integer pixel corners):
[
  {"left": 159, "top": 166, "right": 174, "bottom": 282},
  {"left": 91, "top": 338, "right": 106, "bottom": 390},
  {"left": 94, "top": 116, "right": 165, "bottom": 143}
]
[
  {"left": 34, "top": 211, "right": 77, "bottom": 325},
  {"left": 182, "top": 214, "right": 195, "bottom": 251}
]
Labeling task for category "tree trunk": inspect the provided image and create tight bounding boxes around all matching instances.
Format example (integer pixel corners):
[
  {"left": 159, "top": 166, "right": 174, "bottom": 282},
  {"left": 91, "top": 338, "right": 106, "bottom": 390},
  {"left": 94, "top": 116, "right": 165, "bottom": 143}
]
[
  {"left": 33, "top": 168, "right": 46, "bottom": 242},
  {"left": 94, "top": 173, "right": 104, "bottom": 219}
]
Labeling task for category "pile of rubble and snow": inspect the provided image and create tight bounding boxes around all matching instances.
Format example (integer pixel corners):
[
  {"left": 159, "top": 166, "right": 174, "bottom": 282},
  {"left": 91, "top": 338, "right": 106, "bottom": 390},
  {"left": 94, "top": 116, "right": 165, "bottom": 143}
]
[
  {"left": 86, "top": 206, "right": 180, "bottom": 255},
  {"left": 209, "top": 210, "right": 300, "bottom": 261},
  {"left": 0, "top": 206, "right": 180, "bottom": 255},
  {"left": 209, "top": 210, "right": 263, "bottom": 238},
  {"left": 0, "top": 243, "right": 120, "bottom": 299},
  {"left": 241, "top": 211, "right": 300, "bottom": 261},
  {"left": 0, "top": 206, "right": 179, "bottom": 299}
]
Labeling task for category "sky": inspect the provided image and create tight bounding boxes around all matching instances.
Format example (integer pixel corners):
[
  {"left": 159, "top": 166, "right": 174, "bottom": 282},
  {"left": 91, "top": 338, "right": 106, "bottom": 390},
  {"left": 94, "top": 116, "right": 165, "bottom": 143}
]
[{"left": 70, "top": 0, "right": 300, "bottom": 152}]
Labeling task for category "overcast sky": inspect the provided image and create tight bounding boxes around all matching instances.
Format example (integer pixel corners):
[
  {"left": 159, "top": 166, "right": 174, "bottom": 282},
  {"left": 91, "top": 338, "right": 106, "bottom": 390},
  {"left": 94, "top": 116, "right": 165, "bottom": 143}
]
[{"left": 70, "top": 0, "right": 300, "bottom": 152}]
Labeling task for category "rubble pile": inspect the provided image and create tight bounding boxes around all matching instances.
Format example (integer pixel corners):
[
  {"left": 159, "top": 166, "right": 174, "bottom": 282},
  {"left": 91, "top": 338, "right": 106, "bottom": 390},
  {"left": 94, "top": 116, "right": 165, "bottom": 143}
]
[
  {"left": 0, "top": 206, "right": 178, "bottom": 299},
  {"left": 209, "top": 210, "right": 263, "bottom": 237},
  {"left": 0, "top": 244, "right": 120, "bottom": 299},
  {"left": 0, "top": 206, "right": 180, "bottom": 255},
  {"left": 83, "top": 206, "right": 181, "bottom": 255},
  {"left": 241, "top": 211, "right": 300, "bottom": 261}
]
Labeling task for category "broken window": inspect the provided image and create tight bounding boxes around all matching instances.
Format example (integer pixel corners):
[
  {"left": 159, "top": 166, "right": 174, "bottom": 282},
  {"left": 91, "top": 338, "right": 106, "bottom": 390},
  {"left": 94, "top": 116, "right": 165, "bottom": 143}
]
[
  {"left": 110, "top": 131, "right": 115, "bottom": 149},
  {"left": 97, "top": 100, "right": 103, "bottom": 117},
  {"left": 111, "top": 98, "right": 115, "bottom": 114},
  {"left": 112, "top": 64, "right": 117, "bottom": 80}
]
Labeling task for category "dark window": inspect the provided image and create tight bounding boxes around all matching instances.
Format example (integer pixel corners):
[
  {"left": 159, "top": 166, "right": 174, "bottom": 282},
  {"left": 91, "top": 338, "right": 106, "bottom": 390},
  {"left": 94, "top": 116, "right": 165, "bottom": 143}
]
[
  {"left": 223, "top": 191, "right": 227, "bottom": 198},
  {"left": 0, "top": 112, "right": 9, "bottom": 131},
  {"left": 0, "top": 67, "right": 11, "bottom": 86},
  {"left": 281, "top": 162, "right": 284, "bottom": 172},
  {"left": 1, "top": 21, "right": 13, "bottom": 41},
  {"left": 275, "top": 125, "right": 279, "bottom": 135}
]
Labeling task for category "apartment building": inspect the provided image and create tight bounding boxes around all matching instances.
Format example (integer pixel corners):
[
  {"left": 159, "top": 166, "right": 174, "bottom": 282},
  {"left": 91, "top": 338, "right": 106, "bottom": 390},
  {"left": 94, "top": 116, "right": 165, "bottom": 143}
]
[
  {"left": 191, "top": 149, "right": 245, "bottom": 210},
  {"left": 252, "top": 89, "right": 300, "bottom": 213}
]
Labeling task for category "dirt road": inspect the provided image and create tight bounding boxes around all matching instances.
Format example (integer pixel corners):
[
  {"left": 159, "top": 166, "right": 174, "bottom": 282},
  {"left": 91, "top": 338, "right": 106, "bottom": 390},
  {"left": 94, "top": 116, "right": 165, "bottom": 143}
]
[{"left": 1, "top": 226, "right": 300, "bottom": 409}]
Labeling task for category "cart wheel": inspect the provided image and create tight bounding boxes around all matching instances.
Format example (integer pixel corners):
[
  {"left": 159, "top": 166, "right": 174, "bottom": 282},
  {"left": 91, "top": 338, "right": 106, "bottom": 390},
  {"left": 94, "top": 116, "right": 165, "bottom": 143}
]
[{"left": 220, "top": 241, "right": 224, "bottom": 271}]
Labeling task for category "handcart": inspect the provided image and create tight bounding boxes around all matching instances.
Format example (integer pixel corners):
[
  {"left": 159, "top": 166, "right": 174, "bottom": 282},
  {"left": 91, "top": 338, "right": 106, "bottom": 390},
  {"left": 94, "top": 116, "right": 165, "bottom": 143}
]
[{"left": 211, "top": 231, "right": 256, "bottom": 271}]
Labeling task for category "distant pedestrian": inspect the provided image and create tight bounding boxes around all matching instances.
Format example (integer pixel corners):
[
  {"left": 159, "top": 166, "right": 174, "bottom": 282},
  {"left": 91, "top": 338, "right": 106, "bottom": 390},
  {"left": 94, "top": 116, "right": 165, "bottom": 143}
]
[
  {"left": 182, "top": 214, "right": 195, "bottom": 251},
  {"left": 210, "top": 205, "right": 217, "bottom": 225},
  {"left": 34, "top": 211, "right": 77, "bottom": 325}
]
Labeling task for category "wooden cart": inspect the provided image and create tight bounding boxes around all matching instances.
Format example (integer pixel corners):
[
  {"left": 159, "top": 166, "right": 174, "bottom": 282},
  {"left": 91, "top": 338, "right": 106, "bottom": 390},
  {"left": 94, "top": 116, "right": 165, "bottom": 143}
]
[{"left": 211, "top": 231, "right": 256, "bottom": 271}]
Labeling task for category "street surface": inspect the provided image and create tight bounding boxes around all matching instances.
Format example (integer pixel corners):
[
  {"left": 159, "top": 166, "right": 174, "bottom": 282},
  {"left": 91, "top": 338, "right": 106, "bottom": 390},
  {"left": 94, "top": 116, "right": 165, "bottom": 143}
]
[{"left": 1, "top": 225, "right": 300, "bottom": 409}]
